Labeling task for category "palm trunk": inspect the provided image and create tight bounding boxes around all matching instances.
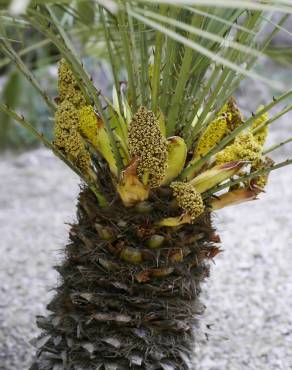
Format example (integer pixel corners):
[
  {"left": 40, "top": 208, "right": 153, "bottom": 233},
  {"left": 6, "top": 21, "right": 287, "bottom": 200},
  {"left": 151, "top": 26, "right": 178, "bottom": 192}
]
[{"left": 30, "top": 186, "right": 218, "bottom": 370}]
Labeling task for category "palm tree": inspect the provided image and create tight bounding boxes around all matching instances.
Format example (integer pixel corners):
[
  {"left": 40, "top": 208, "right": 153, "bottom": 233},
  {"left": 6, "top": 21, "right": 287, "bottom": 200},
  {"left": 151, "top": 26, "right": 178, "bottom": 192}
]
[{"left": 1, "top": 1, "right": 292, "bottom": 369}]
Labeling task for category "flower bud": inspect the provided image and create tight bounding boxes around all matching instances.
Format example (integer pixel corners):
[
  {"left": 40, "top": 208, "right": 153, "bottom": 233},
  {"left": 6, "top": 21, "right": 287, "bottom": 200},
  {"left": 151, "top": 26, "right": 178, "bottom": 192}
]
[{"left": 170, "top": 182, "right": 205, "bottom": 221}]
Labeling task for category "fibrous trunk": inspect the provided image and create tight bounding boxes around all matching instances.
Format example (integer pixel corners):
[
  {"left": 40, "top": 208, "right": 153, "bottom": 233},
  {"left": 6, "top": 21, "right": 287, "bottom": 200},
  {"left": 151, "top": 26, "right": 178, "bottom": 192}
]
[{"left": 30, "top": 187, "right": 218, "bottom": 370}]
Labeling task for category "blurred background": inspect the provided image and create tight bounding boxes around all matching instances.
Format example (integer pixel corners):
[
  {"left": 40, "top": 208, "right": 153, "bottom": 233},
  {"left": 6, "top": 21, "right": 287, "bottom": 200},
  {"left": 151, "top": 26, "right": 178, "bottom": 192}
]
[{"left": 0, "top": 4, "right": 292, "bottom": 370}]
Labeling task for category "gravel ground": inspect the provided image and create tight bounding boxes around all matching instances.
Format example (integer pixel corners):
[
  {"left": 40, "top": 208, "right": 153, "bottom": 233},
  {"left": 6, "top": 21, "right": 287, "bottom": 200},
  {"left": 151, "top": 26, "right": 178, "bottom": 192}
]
[{"left": 0, "top": 114, "right": 292, "bottom": 370}]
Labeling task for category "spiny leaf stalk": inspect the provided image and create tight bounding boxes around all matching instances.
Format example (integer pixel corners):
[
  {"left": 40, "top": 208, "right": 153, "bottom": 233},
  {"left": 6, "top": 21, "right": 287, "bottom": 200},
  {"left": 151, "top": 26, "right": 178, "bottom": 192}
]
[{"left": 251, "top": 106, "right": 269, "bottom": 146}]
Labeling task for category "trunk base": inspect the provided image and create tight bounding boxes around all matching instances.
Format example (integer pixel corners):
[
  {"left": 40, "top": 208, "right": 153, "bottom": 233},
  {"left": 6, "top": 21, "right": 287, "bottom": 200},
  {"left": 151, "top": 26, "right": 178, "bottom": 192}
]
[{"left": 30, "top": 188, "right": 219, "bottom": 370}]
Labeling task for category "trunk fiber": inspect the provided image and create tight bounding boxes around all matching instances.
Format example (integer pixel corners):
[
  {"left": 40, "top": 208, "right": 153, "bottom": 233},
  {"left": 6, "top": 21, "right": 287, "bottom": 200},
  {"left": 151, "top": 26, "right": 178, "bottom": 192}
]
[{"left": 30, "top": 187, "right": 218, "bottom": 370}]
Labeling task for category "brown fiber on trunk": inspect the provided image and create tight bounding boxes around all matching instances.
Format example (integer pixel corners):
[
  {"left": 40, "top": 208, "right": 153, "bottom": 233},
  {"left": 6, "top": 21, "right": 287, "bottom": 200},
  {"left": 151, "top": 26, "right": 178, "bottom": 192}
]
[{"left": 30, "top": 186, "right": 219, "bottom": 370}]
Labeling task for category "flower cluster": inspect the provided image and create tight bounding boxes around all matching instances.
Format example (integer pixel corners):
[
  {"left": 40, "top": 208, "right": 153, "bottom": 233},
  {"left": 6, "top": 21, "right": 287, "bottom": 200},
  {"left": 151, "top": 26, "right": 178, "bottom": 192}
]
[
  {"left": 54, "top": 60, "right": 91, "bottom": 173},
  {"left": 52, "top": 60, "right": 274, "bottom": 224},
  {"left": 58, "top": 59, "right": 86, "bottom": 109},
  {"left": 195, "top": 115, "right": 228, "bottom": 157},
  {"left": 128, "top": 106, "right": 168, "bottom": 188},
  {"left": 216, "top": 132, "right": 262, "bottom": 165},
  {"left": 195, "top": 98, "right": 243, "bottom": 158},
  {"left": 170, "top": 182, "right": 205, "bottom": 220},
  {"left": 79, "top": 105, "right": 100, "bottom": 146}
]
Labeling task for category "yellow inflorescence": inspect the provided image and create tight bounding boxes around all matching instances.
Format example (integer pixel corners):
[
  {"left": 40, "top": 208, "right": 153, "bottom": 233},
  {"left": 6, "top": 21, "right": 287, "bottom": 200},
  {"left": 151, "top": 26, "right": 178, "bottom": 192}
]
[
  {"left": 195, "top": 116, "right": 229, "bottom": 157},
  {"left": 250, "top": 107, "right": 269, "bottom": 147},
  {"left": 195, "top": 98, "right": 244, "bottom": 158},
  {"left": 65, "top": 129, "right": 91, "bottom": 171},
  {"left": 170, "top": 181, "right": 205, "bottom": 221},
  {"left": 79, "top": 105, "right": 118, "bottom": 176},
  {"left": 54, "top": 62, "right": 91, "bottom": 174},
  {"left": 216, "top": 132, "right": 262, "bottom": 165},
  {"left": 58, "top": 59, "right": 86, "bottom": 109},
  {"left": 54, "top": 101, "right": 79, "bottom": 149},
  {"left": 55, "top": 100, "right": 79, "bottom": 130},
  {"left": 79, "top": 105, "right": 99, "bottom": 145},
  {"left": 128, "top": 106, "right": 168, "bottom": 188},
  {"left": 54, "top": 101, "right": 91, "bottom": 172},
  {"left": 216, "top": 132, "right": 262, "bottom": 164}
]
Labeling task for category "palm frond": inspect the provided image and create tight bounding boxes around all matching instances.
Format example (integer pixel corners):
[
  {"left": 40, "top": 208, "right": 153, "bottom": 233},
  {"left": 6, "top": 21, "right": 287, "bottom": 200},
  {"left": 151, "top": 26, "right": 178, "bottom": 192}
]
[
  {"left": 263, "top": 137, "right": 292, "bottom": 154},
  {"left": 266, "top": 46, "right": 292, "bottom": 66},
  {"left": 138, "top": 0, "right": 292, "bottom": 13},
  {"left": 130, "top": 9, "right": 283, "bottom": 90},
  {"left": 0, "top": 26, "right": 56, "bottom": 112}
]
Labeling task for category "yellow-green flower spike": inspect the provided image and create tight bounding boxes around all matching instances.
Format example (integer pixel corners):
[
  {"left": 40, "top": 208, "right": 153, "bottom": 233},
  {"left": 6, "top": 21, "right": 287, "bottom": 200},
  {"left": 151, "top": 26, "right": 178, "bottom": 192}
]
[
  {"left": 79, "top": 105, "right": 118, "bottom": 177},
  {"left": 55, "top": 100, "right": 79, "bottom": 131},
  {"left": 79, "top": 105, "right": 97, "bottom": 142},
  {"left": 128, "top": 106, "right": 168, "bottom": 188},
  {"left": 54, "top": 101, "right": 79, "bottom": 150},
  {"left": 250, "top": 106, "right": 269, "bottom": 146},
  {"left": 170, "top": 181, "right": 205, "bottom": 221},
  {"left": 58, "top": 59, "right": 86, "bottom": 109},
  {"left": 54, "top": 100, "right": 91, "bottom": 173},
  {"left": 216, "top": 132, "right": 262, "bottom": 165},
  {"left": 75, "top": 147, "right": 92, "bottom": 173},
  {"left": 195, "top": 115, "right": 228, "bottom": 157},
  {"left": 195, "top": 98, "right": 244, "bottom": 158},
  {"left": 63, "top": 128, "right": 85, "bottom": 159}
]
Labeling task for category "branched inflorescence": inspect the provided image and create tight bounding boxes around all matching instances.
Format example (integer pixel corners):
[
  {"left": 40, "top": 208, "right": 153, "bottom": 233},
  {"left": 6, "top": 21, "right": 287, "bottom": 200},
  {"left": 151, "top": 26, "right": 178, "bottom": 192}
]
[
  {"left": 128, "top": 106, "right": 168, "bottom": 188},
  {"left": 195, "top": 98, "right": 243, "bottom": 157},
  {"left": 79, "top": 105, "right": 118, "bottom": 176},
  {"left": 216, "top": 132, "right": 262, "bottom": 165},
  {"left": 196, "top": 116, "right": 227, "bottom": 157},
  {"left": 52, "top": 63, "right": 274, "bottom": 216},
  {"left": 171, "top": 181, "right": 205, "bottom": 221},
  {"left": 79, "top": 105, "right": 100, "bottom": 145},
  {"left": 54, "top": 60, "right": 91, "bottom": 174},
  {"left": 54, "top": 100, "right": 79, "bottom": 137},
  {"left": 58, "top": 59, "right": 86, "bottom": 109},
  {"left": 195, "top": 115, "right": 229, "bottom": 157}
]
